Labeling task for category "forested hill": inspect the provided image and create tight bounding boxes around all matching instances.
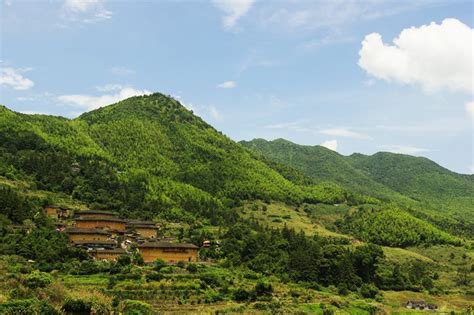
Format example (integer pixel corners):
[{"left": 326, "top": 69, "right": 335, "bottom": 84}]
[
  {"left": 0, "top": 94, "right": 368, "bottom": 224},
  {"left": 240, "top": 138, "right": 474, "bottom": 222}
]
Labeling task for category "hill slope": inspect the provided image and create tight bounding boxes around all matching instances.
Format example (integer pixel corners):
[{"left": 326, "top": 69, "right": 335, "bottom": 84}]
[
  {"left": 0, "top": 94, "right": 361, "bottom": 224},
  {"left": 240, "top": 138, "right": 474, "bottom": 224}
]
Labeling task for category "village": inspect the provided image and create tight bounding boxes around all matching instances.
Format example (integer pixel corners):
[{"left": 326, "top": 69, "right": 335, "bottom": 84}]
[{"left": 43, "top": 205, "right": 205, "bottom": 264}]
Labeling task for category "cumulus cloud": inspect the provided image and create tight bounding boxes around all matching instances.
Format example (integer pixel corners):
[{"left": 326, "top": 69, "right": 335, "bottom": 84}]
[
  {"left": 466, "top": 101, "right": 474, "bottom": 119},
  {"left": 217, "top": 81, "right": 236, "bottom": 89},
  {"left": 358, "top": 18, "right": 474, "bottom": 94},
  {"left": 0, "top": 67, "right": 34, "bottom": 90},
  {"left": 319, "top": 128, "right": 371, "bottom": 140},
  {"left": 212, "top": 0, "right": 254, "bottom": 30},
  {"left": 379, "top": 144, "right": 430, "bottom": 155},
  {"left": 62, "top": 0, "right": 112, "bottom": 24},
  {"left": 321, "top": 139, "right": 338, "bottom": 151},
  {"left": 209, "top": 106, "right": 222, "bottom": 120},
  {"left": 57, "top": 86, "right": 151, "bottom": 111}
]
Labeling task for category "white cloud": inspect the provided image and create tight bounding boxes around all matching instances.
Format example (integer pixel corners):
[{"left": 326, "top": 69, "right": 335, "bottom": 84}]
[
  {"left": 217, "top": 81, "right": 237, "bottom": 89},
  {"left": 358, "top": 18, "right": 474, "bottom": 94},
  {"left": 0, "top": 67, "right": 34, "bottom": 90},
  {"left": 57, "top": 86, "right": 151, "bottom": 111},
  {"left": 319, "top": 128, "right": 371, "bottom": 140},
  {"left": 469, "top": 165, "right": 474, "bottom": 174},
  {"left": 321, "top": 139, "right": 338, "bottom": 151},
  {"left": 18, "top": 110, "right": 48, "bottom": 115},
  {"left": 379, "top": 144, "right": 430, "bottom": 155},
  {"left": 466, "top": 101, "right": 474, "bottom": 119},
  {"left": 64, "top": 0, "right": 99, "bottom": 12},
  {"left": 212, "top": 0, "right": 254, "bottom": 30},
  {"left": 95, "top": 84, "right": 123, "bottom": 92},
  {"left": 260, "top": 1, "right": 433, "bottom": 32},
  {"left": 16, "top": 96, "right": 36, "bottom": 101},
  {"left": 209, "top": 106, "right": 222, "bottom": 120},
  {"left": 62, "top": 0, "right": 112, "bottom": 24}
]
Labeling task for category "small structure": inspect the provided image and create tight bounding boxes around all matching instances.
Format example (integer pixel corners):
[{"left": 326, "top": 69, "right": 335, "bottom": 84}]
[
  {"left": 74, "top": 217, "right": 126, "bottom": 232},
  {"left": 74, "top": 210, "right": 118, "bottom": 219},
  {"left": 72, "top": 240, "right": 117, "bottom": 250},
  {"left": 66, "top": 228, "right": 111, "bottom": 244},
  {"left": 126, "top": 220, "right": 160, "bottom": 239},
  {"left": 202, "top": 240, "right": 211, "bottom": 248},
  {"left": 138, "top": 241, "right": 199, "bottom": 263},
  {"left": 405, "top": 301, "right": 430, "bottom": 310},
  {"left": 90, "top": 248, "right": 126, "bottom": 261},
  {"left": 43, "top": 205, "right": 69, "bottom": 220}
]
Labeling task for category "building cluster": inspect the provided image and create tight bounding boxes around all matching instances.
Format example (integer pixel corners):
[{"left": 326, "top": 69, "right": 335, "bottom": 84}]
[
  {"left": 405, "top": 301, "right": 438, "bottom": 311},
  {"left": 44, "top": 206, "right": 199, "bottom": 264}
]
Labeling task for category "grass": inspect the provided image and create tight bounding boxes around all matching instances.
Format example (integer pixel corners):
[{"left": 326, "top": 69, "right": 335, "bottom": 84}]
[
  {"left": 382, "top": 247, "right": 434, "bottom": 263},
  {"left": 237, "top": 201, "right": 351, "bottom": 239}
]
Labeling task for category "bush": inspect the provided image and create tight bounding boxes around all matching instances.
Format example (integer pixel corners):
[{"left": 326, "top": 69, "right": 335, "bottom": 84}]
[
  {"left": 254, "top": 281, "right": 273, "bottom": 297},
  {"left": 233, "top": 287, "right": 251, "bottom": 301},
  {"left": 117, "top": 254, "right": 132, "bottom": 266},
  {"left": 23, "top": 270, "right": 52, "bottom": 289},
  {"left": 121, "top": 299, "right": 153, "bottom": 315},
  {"left": 145, "top": 272, "right": 163, "bottom": 282},
  {"left": 154, "top": 259, "right": 167, "bottom": 271},
  {"left": 360, "top": 283, "right": 379, "bottom": 299},
  {"left": 62, "top": 298, "right": 92, "bottom": 313},
  {"left": 0, "top": 299, "right": 59, "bottom": 315},
  {"left": 186, "top": 263, "right": 198, "bottom": 273}
]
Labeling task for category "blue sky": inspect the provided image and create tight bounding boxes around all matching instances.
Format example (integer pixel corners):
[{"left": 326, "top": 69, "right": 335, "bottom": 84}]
[{"left": 1, "top": 0, "right": 473, "bottom": 174}]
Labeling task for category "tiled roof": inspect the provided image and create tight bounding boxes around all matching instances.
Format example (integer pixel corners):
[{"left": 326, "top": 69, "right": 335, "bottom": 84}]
[{"left": 138, "top": 241, "right": 198, "bottom": 249}]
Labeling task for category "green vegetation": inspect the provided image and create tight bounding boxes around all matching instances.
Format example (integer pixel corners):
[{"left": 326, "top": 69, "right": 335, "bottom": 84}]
[
  {"left": 337, "top": 206, "right": 461, "bottom": 247},
  {"left": 0, "top": 95, "right": 473, "bottom": 313},
  {"left": 241, "top": 138, "right": 474, "bottom": 238}
]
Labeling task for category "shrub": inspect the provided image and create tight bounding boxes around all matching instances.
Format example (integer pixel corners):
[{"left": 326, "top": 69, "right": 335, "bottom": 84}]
[
  {"left": 360, "top": 283, "right": 379, "bottom": 299},
  {"left": 154, "top": 259, "right": 167, "bottom": 271},
  {"left": 0, "top": 299, "right": 59, "bottom": 315},
  {"left": 62, "top": 298, "right": 92, "bottom": 313},
  {"left": 121, "top": 299, "right": 153, "bottom": 315},
  {"left": 233, "top": 287, "right": 251, "bottom": 301},
  {"left": 23, "top": 271, "right": 52, "bottom": 289},
  {"left": 117, "top": 254, "right": 132, "bottom": 266},
  {"left": 145, "top": 272, "right": 163, "bottom": 282},
  {"left": 254, "top": 281, "right": 273, "bottom": 297},
  {"left": 186, "top": 263, "right": 198, "bottom": 273}
]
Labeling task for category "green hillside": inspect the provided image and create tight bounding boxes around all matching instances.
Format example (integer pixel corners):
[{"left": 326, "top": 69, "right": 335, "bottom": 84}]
[
  {"left": 240, "top": 139, "right": 474, "bottom": 229},
  {"left": 346, "top": 152, "right": 474, "bottom": 221},
  {"left": 240, "top": 138, "right": 410, "bottom": 202},
  {"left": 0, "top": 95, "right": 364, "bottom": 225}
]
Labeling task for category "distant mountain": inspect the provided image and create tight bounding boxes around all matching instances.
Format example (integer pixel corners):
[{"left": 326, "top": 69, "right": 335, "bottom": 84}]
[{"left": 240, "top": 139, "right": 474, "bottom": 223}]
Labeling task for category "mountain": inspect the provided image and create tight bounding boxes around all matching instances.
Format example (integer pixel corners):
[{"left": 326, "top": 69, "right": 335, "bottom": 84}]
[
  {"left": 240, "top": 138, "right": 474, "bottom": 226},
  {"left": 0, "top": 94, "right": 361, "bottom": 224}
]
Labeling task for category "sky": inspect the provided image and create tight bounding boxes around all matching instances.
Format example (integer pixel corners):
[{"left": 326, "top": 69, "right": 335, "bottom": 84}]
[{"left": 1, "top": 0, "right": 473, "bottom": 174}]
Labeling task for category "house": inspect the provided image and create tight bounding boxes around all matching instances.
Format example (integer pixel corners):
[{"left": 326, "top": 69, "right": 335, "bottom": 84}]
[
  {"left": 65, "top": 228, "right": 111, "bottom": 244},
  {"left": 90, "top": 248, "right": 126, "bottom": 261},
  {"left": 126, "top": 220, "right": 160, "bottom": 239},
  {"left": 74, "top": 217, "right": 126, "bottom": 232},
  {"left": 43, "top": 205, "right": 69, "bottom": 220},
  {"left": 74, "top": 210, "right": 118, "bottom": 219},
  {"left": 138, "top": 241, "right": 199, "bottom": 263}
]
